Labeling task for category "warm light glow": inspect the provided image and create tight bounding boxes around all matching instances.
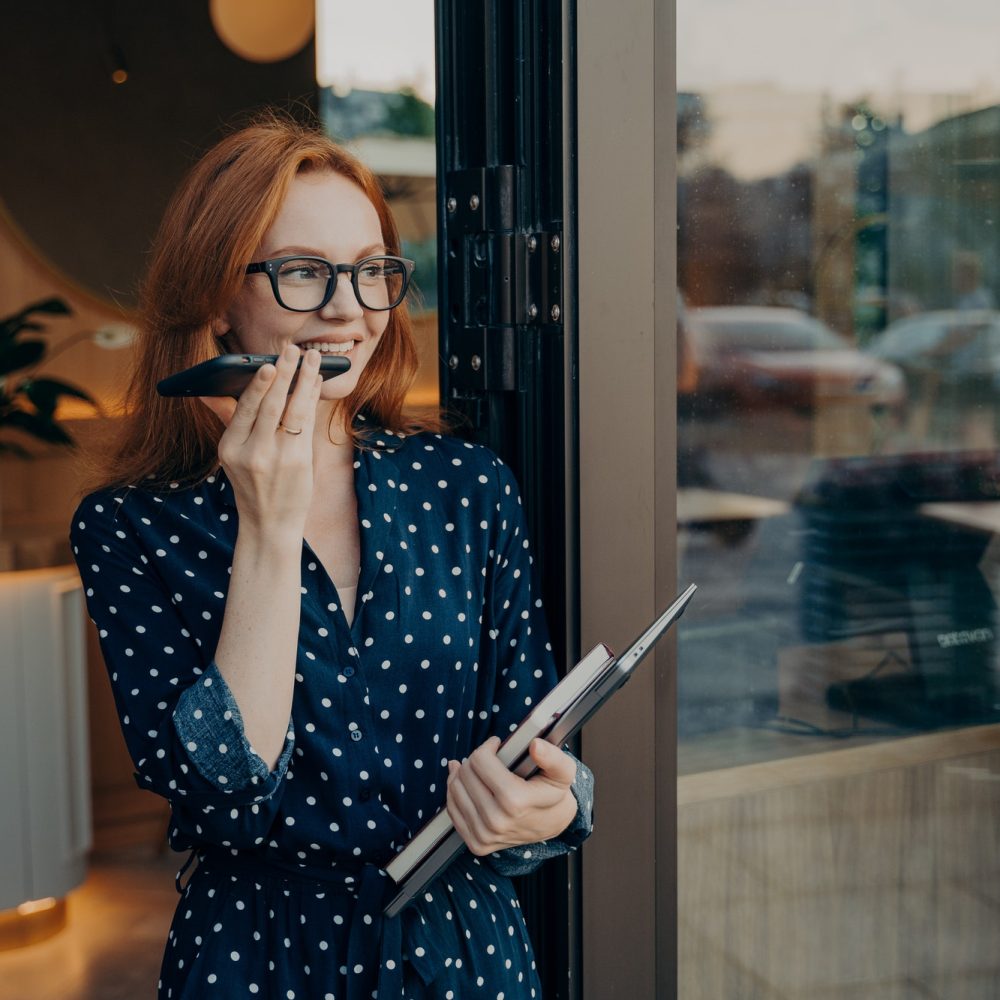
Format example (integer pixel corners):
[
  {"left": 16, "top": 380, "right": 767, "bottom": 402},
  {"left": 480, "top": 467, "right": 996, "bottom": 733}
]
[
  {"left": 211, "top": 0, "right": 314, "bottom": 63},
  {"left": 0, "top": 896, "right": 67, "bottom": 951},
  {"left": 111, "top": 69, "right": 128, "bottom": 85},
  {"left": 16, "top": 897, "right": 57, "bottom": 916}
]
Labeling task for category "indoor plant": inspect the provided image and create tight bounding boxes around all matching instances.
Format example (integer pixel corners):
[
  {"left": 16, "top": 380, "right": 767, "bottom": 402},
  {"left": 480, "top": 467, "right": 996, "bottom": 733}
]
[{"left": 0, "top": 297, "right": 98, "bottom": 457}]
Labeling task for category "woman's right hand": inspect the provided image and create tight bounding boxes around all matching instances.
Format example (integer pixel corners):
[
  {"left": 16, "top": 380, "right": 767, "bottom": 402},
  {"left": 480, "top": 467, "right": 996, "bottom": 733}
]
[{"left": 198, "top": 343, "right": 323, "bottom": 534}]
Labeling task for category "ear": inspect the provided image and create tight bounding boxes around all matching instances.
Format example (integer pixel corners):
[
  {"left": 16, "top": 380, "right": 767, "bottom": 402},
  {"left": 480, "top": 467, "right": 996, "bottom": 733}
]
[{"left": 211, "top": 318, "right": 238, "bottom": 353}]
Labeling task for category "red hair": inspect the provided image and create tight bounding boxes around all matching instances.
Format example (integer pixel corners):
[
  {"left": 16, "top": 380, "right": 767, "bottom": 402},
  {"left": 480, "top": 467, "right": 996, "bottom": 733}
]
[{"left": 85, "top": 111, "right": 444, "bottom": 493}]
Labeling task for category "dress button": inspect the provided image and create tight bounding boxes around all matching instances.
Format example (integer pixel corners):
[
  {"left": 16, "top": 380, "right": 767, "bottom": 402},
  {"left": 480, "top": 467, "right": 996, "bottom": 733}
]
[
  {"left": 350, "top": 730, "right": 363, "bottom": 742},
  {"left": 343, "top": 666, "right": 356, "bottom": 678}
]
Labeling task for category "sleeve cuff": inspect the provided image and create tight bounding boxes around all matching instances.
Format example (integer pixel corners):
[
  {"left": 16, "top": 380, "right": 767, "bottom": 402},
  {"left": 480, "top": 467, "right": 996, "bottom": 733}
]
[
  {"left": 172, "top": 662, "right": 295, "bottom": 795},
  {"left": 488, "top": 753, "right": 594, "bottom": 877}
]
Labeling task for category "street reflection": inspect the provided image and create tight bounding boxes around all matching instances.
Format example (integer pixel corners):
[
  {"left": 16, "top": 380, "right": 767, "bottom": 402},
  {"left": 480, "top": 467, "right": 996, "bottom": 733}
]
[{"left": 677, "top": 77, "right": 1000, "bottom": 761}]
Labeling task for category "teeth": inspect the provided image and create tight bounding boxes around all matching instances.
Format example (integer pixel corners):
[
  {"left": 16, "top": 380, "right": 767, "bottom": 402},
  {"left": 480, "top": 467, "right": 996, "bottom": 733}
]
[{"left": 300, "top": 341, "right": 355, "bottom": 353}]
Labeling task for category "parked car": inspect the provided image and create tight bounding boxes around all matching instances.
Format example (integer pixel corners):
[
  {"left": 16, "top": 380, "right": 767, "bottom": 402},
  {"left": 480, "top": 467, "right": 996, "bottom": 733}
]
[
  {"left": 864, "top": 310, "right": 1000, "bottom": 388},
  {"left": 685, "top": 306, "right": 905, "bottom": 413}
]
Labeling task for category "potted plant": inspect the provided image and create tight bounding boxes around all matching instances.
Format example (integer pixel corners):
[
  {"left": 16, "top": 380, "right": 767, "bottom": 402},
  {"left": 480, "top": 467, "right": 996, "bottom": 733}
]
[{"left": 0, "top": 297, "right": 98, "bottom": 457}]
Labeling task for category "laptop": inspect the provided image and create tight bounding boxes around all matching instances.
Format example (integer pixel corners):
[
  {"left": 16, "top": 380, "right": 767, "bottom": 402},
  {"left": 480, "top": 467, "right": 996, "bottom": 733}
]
[{"left": 383, "top": 583, "right": 697, "bottom": 917}]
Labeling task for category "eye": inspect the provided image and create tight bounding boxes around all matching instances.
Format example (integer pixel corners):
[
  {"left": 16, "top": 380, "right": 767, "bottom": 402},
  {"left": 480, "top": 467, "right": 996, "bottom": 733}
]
[
  {"left": 277, "top": 259, "right": 328, "bottom": 281},
  {"left": 358, "top": 262, "right": 388, "bottom": 280},
  {"left": 358, "top": 258, "right": 404, "bottom": 282}
]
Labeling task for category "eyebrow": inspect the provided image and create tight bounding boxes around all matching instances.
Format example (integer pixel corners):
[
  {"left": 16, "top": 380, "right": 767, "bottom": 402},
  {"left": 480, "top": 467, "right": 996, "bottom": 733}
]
[{"left": 264, "top": 242, "right": 388, "bottom": 259}]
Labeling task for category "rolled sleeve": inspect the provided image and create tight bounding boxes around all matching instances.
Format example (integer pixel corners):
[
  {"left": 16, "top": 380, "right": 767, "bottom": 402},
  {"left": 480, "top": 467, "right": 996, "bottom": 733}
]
[{"left": 172, "top": 662, "right": 295, "bottom": 794}]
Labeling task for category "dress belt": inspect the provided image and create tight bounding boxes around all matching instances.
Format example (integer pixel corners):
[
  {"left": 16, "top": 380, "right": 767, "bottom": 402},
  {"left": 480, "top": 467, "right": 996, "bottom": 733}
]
[{"left": 179, "top": 848, "right": 446, "bottom": 1000}]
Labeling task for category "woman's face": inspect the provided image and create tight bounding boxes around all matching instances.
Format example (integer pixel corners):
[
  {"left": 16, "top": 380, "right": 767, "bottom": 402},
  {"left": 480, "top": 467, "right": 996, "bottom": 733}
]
[{"left": 220, "top": 170, "right": 391, "bottom": 403}]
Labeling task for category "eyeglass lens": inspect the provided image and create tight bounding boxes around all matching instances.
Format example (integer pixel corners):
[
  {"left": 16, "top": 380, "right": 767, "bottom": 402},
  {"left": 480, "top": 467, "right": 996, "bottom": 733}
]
[{"left": 275, "top": 257, "right": 407, "bottom": 311}]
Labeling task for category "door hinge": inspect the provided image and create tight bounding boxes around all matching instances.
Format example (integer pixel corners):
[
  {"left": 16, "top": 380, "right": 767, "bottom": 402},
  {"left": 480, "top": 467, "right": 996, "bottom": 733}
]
[{"left": 444, "top": 166, "right": 563, "bottom": 393}]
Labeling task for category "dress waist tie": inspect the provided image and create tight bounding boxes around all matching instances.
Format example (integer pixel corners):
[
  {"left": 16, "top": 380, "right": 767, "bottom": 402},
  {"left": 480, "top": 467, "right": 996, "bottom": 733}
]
[{"left": 191, "top": 849, "right": 446, "bottom": 1000}]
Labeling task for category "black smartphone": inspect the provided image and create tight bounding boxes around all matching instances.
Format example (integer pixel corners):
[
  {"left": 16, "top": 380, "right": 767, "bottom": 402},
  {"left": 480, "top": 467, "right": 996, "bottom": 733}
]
[{"left": 156, "top": 354, "right": 351, "bottom": 398}]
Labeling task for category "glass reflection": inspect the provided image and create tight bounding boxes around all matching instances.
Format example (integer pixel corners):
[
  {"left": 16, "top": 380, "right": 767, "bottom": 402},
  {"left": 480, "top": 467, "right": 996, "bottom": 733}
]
[
  {"left": 678, "top": 7, "right": 1000, "bottom": 764},
  {"left": 316, "top": 0, "right": 438, "bottom": 409},
  {"left": 677, "top": 3, "right": 1000, "bottom": 996}
]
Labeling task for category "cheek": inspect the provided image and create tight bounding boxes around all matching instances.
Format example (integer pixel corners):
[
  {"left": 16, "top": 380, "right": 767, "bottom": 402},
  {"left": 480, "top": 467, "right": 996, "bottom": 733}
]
[{"left": 225, "top": 289, "right": 301, "bottom": 350}]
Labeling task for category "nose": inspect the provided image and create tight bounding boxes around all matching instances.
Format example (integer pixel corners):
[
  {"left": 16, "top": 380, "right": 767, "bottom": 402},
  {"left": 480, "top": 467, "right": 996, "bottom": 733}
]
[{"left": 319, "top": 271, "right": 364, "bottom": 320}]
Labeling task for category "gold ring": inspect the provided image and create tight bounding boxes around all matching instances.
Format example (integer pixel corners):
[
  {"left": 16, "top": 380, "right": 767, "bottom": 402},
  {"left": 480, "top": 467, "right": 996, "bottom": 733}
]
[{"left": 278, "top": 423, "right": 303, "bottom": 435}]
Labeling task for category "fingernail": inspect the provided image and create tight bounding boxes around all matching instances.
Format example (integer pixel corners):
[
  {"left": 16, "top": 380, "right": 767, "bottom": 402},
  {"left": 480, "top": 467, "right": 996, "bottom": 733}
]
[
  {"left": 259, "top": 364, "right": 275, "bottom": 380},
  {"left": 305, "top": 348, "right": 320, "bottom": 366},
  {"left": 283, "top": 343, "right": 298, "bottom": 360}
]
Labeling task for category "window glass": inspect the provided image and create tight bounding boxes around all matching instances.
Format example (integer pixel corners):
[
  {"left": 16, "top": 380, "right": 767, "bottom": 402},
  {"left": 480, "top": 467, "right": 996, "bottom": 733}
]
[
  {"left": 677, "top": 3, "right": 1000, "bottom": 994},
  {"left": 316, "top": 0, "right": 438, "bottom": 410}
]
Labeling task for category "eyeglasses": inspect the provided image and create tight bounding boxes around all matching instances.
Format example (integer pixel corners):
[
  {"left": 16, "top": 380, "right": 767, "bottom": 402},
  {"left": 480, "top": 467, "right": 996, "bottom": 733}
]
[{"left": 245, "top": 254, "right": 415, "bottom": 312}]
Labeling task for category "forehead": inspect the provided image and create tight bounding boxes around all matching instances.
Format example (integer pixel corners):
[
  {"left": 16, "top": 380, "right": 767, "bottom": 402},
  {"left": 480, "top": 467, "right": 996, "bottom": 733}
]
[{"left": 263, "top": 171, "right": 384, "bottom": 256}]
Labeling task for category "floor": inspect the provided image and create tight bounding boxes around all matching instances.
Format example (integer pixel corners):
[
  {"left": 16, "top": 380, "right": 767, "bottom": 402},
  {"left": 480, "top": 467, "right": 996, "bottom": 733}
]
[{"left": 0, "top": 849, "right": 180, "bottom": 1000}]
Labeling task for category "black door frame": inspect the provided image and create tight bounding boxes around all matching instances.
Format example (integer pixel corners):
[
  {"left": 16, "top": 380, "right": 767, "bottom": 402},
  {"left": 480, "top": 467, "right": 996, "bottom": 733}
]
[
  {"left": 434, "top": 1, "right": 580, "bottom": 997},
  {"left": 435, "top": 1, "right": 678, "bottom": 996}
]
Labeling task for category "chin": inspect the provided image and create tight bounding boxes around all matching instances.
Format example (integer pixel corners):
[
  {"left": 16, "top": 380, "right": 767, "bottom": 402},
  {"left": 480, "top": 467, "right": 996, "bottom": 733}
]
[{"left": 320, "top": 376, "right": 359, "bottom": 401}]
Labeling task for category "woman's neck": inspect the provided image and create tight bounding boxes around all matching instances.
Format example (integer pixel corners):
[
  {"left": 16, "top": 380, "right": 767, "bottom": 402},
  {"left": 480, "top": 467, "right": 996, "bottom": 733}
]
[{"left": 311, "top": 400, "right": 356, "bottom": 474}]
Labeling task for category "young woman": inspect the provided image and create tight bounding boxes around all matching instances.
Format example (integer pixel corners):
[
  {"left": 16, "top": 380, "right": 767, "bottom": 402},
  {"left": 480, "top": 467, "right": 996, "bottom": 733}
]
[{"left": 70, "top": 114, "right": 593, "bottom": 999}]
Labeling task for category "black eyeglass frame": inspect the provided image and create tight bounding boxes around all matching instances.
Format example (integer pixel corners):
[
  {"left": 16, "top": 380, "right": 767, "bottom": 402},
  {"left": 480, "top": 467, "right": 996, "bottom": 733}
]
[{"left": 245, "top": 254, "right": 416, "bottom": 313}]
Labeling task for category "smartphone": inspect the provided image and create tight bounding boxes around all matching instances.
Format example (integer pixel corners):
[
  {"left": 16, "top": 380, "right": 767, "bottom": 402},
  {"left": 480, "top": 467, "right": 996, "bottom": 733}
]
[{"left": 156, "top": 354, "right": 351, "bottom": 398}]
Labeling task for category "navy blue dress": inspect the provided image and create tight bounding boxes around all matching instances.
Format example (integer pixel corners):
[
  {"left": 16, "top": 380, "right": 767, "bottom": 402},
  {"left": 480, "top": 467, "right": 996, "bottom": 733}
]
[{"left": 71, "top": 422, "right": 593, "bottom": 1000}]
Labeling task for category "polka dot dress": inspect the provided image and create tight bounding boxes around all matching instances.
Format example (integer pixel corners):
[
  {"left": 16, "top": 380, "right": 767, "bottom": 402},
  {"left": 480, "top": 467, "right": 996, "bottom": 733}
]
[{"left": 71, "top": 423, "right": 593, "bottom": 999}]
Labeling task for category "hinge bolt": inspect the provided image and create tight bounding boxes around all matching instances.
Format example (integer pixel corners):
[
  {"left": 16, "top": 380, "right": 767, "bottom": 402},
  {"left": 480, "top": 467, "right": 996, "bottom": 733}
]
[
  {"left": 446, "top": 197, "right": 457, "bottom": 214},
  {"left": 469, "top": 194, "right": 480, "bottom": 211},
  {"left": 528, "top": 303, "right": 538, "bottom": 320},
  {"left": 527, "top": 235, "right": 537, "bottom": 252},
  {"left": 470, "top": 355, "right": 482, "bottom": 371},
  {"left": 551, "top": 235, "right": 561, "bottom": 252},
  {"left": 551, "top": 304, "right": 561, "bottom": 321},
  {"left": 448, "top": 354, "right": 459, "bottom": 370}
]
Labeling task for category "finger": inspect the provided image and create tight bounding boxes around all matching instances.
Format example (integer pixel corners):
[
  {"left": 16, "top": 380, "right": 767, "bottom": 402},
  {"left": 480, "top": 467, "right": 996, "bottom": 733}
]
[
  {"left": 467, "top": 739, "right": 523, "bottom": 801},
  {"left": 448, "top": 767, "right": 507, "bottom": 854},
  {"left": 459, "top": 757, "right": 523, "bottom": 844},
  {"left": 198, "top": 394, "right": 238, "bottom": 428},
  {"left": 446, "top": 769, "right": 479, "bottom": 849},
  {"left": 528, "top": 739, "right": 577, "bottom": 788},
  {"left": 224, "top": 362, "right": 276, "bottom": 442},
  {"left": 277, "top": 349, "right": 323, "bottom": 435},
  {"left": 255, "top": 343, "right": 302, "bottom": 432}
]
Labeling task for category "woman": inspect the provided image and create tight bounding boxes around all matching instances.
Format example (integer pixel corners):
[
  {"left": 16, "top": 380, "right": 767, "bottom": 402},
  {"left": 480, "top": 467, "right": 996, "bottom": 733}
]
[{"left": 70, "top": 113, "right": 593, "bottom": 999}]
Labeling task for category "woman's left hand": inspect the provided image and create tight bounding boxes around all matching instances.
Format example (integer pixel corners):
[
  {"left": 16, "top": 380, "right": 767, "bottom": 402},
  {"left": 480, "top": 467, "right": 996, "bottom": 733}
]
[{"left": 446, "top": 736, "right": 579, "bottom": 855}]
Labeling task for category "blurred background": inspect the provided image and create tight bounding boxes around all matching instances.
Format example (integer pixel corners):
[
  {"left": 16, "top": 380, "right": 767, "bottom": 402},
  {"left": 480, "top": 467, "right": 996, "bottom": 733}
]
[
  {"left": 0, "top": 2, "right": 438, "bottom": 994},
  {"left": 674, "top": 2, "right": 1000, "bottom": 995}
]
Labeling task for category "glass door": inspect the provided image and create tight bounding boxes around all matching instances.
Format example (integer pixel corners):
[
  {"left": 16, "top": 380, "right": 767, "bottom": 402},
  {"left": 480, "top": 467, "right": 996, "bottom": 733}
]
[{"left": 677, "top": 3, "right": 1000, "bottom": 996}]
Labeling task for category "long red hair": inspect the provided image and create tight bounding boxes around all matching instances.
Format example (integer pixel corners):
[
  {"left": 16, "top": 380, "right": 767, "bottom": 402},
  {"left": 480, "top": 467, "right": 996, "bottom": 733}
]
[{"left": 84, "top": 111, "right": 444, "bottom": 493}]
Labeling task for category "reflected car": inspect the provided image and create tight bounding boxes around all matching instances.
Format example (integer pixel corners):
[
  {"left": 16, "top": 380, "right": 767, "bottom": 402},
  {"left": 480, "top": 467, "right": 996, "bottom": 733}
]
[
  {"left": 686, "top": 306, "right": 905, "bottom": 412},
  {"left": 863, "top": 310, "right": 1000, "bottom": 388}
]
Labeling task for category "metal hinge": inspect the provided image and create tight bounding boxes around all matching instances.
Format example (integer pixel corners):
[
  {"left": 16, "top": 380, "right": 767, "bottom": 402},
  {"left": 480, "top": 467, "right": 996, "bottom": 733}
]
[{"left": 444, "top": 166, "right": 563, "bottom": 392}]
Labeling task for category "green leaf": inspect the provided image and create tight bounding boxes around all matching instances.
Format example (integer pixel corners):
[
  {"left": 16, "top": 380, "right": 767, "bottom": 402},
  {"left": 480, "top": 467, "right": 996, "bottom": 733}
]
[
  {"left": 1, "top": 408, "right": 75, "bottom": 446},
  {"left": 21, "top": 378, "right": 96, "bottom": 418},
  {"left": 0, "top": 339, "right": 46, "bottom": 376}
]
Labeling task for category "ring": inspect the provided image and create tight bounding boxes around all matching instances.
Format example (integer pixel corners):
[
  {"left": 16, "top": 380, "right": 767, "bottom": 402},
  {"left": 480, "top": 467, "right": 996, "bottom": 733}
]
[{"left": 278, "top": 423, "right": 303, "bottom": 435}]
